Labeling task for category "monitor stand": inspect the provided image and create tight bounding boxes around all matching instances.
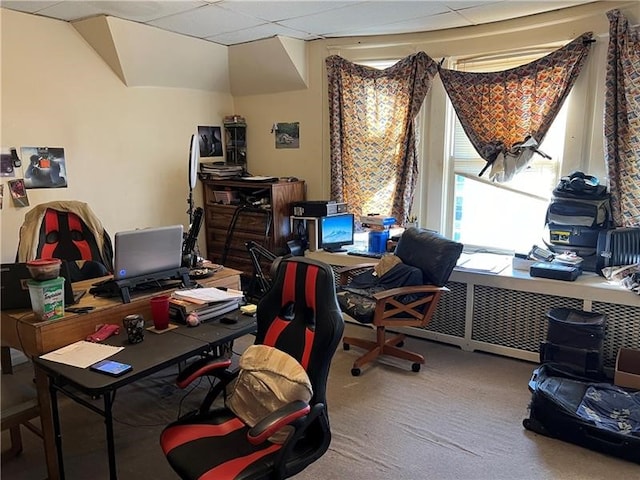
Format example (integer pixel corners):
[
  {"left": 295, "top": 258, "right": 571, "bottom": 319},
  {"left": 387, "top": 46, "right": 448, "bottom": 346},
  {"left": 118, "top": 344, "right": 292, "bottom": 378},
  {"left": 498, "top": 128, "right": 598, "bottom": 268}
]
[
  {"left": 323, "top": 247, "right": 347, "bottom": 253},
  {"left": 114, "top": 267, "right": 191, "bottom": 303}
]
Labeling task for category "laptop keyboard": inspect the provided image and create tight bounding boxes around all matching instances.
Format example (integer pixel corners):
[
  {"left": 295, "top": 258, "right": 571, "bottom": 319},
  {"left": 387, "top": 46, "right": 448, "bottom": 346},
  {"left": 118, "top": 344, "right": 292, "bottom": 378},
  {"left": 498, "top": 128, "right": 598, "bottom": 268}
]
[{"left": 347, "top": 251, "right": 385, "bottom": 259}]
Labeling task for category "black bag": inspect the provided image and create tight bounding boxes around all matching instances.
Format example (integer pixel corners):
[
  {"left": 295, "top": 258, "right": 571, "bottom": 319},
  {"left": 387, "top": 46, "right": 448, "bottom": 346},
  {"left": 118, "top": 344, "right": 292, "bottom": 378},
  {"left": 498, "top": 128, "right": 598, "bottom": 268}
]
[
  {"left": 553, "top": 171, "right": 609, "bottom": 200},
  {"left": 523, "top": 364, "right": 640, "bottom": 464},
  {"left": 546, "top": 198, "right": 611, "bottom": 229},
  {"left": 545, "top": 307, "right": 606, "bottom": 350},
  {"left": 539, "top": 342, "right": 603, "bottom": 378}
]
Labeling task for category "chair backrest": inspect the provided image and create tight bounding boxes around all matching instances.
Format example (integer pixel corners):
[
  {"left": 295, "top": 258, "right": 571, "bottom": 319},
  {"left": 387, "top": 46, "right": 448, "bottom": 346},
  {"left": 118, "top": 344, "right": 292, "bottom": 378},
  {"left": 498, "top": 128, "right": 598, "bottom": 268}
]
[
  {"left": 17, "top": 201, "right": 113, "bottom": 273},
  {"left": 256, "top": 257, "right": 344, "bottom": 406},
  {"left": 394, "top": 227, "right": 463, "bottom": 286}
]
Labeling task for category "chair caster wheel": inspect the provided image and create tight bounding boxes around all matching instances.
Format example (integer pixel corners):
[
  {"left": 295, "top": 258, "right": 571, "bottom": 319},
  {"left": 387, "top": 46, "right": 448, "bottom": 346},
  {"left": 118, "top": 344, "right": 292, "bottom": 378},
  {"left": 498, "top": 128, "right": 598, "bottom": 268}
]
[
  {"left": 351, "top": 368, "right": 361, "bottom": 376},
  {"left": 343, "top": 342, "right": 350, "bottom": 351},
  {"left": 411, "top": 363, "right": 421, "bottom": 372},
  {"left": 397, "top": 341, "right": 404, "bottom": 348}
]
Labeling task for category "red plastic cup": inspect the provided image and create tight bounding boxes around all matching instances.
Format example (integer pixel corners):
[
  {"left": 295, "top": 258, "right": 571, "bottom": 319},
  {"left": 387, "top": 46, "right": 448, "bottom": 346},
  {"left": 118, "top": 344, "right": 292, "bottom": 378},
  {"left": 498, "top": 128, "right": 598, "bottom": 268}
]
[{"left": 150, "top": 295, "right": 170, "bottom": 330}]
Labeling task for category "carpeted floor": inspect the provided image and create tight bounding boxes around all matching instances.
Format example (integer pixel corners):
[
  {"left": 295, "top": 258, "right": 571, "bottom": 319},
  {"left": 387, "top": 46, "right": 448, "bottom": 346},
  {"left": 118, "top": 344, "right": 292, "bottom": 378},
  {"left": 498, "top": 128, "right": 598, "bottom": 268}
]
[{"left": 2, "top": 323, "right": 638, "bottom": 480}]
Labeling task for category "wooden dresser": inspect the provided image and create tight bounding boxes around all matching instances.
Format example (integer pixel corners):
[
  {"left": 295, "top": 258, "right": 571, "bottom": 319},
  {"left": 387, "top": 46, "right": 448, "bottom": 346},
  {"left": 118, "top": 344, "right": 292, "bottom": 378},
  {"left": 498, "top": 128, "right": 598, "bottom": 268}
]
[{"left": 201, "top": 178, "right": 305, "bottom": 277}]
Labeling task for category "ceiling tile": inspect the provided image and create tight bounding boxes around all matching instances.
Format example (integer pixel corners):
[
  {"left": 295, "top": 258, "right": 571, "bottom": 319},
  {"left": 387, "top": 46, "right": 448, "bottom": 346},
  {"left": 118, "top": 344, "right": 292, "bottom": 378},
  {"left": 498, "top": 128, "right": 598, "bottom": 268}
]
[
  {"left": 279, "top": 1, "right": 451, "bottom": 36},
  {"left": 1, "top": 1, "right": 60, "bottom": 14},
  {"left": 207, "top": 23, "right": 319, "bottom": 46},
  {"left": 343, "top": 11, "right": 473, "bottom": 37},
  {"left": 149, "top": 3, "right": 264, "bottom": 38},
  {"left": 217, "top": 0, "right": 354, "bottom": 22}
]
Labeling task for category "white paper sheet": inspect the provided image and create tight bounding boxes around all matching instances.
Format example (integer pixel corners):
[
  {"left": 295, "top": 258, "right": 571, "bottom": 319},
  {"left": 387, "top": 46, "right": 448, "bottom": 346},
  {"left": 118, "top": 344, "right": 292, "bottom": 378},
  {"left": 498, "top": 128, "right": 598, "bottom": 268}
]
[
  {"left": 172, "top": 287, "right": 244, "bottom": 304},
  {"left": 40, "top": 341, "right": 124, "bottom": 369}
]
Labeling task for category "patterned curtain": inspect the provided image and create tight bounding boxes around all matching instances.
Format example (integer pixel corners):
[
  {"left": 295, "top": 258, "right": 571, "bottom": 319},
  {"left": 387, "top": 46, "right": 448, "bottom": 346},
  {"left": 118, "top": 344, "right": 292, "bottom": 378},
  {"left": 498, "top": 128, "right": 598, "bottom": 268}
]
[
  {"left": 439, "top": 32, "right": 593, "bottom": 182},
  {"left": 326, "top": 53, "right": 438, "bottom": 222},
  {"left": 605, "top": 10, "right": 640, "bottom": 228}
]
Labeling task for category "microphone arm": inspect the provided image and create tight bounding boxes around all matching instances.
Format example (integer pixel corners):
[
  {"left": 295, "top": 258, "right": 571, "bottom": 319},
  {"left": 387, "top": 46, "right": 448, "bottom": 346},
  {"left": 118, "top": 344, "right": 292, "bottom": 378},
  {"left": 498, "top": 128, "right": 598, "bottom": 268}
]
[{"left": 182, "top": 207, "right": 204, "bottom": 268}]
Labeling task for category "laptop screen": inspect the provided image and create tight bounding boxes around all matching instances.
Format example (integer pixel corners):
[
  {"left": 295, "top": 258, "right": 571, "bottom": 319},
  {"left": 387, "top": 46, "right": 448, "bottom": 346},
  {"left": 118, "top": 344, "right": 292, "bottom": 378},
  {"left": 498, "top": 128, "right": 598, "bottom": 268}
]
[{"left": 113, "top": 225, "right": 183, "bottom": 280}]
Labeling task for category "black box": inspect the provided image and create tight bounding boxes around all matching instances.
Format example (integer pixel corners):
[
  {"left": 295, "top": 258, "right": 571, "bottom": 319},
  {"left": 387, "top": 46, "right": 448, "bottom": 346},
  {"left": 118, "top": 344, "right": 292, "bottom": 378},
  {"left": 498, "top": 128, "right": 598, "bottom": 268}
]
[
  {"left": 293, "top": 201, "right": 347, "bottom": 217},
  {"left": 530, "top": 262, "right": 580, "bottom": 281},
  {"left": 545, "top": 307, "right": 606, "bottom": 350}
]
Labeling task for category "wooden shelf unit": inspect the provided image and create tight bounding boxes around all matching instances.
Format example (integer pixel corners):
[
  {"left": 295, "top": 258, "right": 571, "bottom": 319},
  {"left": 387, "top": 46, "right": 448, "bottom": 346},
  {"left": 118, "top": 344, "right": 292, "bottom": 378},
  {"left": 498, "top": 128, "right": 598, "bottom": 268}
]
[{"left": 201, "top": 179, "right": 305, "bottom": 276}]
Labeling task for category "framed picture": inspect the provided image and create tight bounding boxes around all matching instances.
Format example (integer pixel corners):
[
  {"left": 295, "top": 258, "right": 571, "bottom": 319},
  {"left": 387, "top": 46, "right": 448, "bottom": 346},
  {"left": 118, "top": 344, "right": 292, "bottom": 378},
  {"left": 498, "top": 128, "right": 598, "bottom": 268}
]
[
  {"left": 275, "top": 122, "right": 299, "bottom": 149},
  {"left": 198, "top": 126, "right": 223, "bottom": 158}
]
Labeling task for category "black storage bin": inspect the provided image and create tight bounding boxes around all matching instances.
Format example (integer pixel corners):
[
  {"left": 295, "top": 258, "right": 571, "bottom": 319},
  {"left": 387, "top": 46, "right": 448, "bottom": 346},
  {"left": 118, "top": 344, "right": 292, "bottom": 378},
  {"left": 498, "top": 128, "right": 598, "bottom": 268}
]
[
  {"left": 545, "top": 307, "right": 606, "bottom": 350},
  {"left": 539, "top": 341, "right": 603, "bottom": 378}
]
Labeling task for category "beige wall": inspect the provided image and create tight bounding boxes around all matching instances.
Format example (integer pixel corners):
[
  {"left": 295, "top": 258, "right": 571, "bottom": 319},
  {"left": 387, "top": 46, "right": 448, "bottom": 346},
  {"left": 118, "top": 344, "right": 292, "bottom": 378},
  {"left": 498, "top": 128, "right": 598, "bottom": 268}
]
[
  {"left": 2, "top": 2, "right": 637, "bottom": 263},
  {"left": 0, "top": 8, "right": 234, "bottom": 262}
]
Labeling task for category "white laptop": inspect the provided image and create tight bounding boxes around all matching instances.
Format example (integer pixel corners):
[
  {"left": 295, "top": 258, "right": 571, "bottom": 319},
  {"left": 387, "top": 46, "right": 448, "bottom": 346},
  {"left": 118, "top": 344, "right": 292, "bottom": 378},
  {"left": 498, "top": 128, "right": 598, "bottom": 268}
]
[{"left": 113, "top": 225, "right": 184, "bottom": 280}]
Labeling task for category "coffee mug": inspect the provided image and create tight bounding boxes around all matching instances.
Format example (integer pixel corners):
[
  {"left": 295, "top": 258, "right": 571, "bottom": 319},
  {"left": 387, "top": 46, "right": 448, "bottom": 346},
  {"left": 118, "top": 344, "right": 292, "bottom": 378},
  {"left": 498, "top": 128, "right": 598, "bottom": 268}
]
[{"left": 123, "top": 314, "right": 145, "bottom": 344}]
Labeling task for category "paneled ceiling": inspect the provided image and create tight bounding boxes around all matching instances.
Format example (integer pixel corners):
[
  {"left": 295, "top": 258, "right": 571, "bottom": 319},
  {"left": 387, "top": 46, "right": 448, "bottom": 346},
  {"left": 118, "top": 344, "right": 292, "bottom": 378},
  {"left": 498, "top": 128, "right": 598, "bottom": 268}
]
[{"left": 1, "top": 1, "right": 597, "bottom": 46}]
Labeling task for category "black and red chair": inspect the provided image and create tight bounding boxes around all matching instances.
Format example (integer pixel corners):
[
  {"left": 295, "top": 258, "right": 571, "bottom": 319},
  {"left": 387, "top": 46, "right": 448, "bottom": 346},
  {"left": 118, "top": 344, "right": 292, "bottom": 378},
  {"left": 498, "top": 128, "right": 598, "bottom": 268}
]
[
  {"left": 160, "top": 257, "right": 344, "bottom": 480},
  {"left": 16, "top": 200, "right": 113, "bottom": 280}
]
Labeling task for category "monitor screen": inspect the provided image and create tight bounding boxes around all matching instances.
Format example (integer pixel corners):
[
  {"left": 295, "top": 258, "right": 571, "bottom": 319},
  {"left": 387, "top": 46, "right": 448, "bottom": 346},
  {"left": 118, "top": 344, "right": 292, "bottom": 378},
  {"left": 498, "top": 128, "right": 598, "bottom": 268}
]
[{"left": 320, "top": 213, "right": 354, "bottom": 252}]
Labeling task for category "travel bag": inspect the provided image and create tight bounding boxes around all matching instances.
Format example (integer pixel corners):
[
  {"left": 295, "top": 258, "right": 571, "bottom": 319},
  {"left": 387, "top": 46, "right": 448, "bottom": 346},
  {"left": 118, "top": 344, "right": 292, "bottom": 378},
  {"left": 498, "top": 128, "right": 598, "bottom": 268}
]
[
  {"left": 523, "top": 364, "right": 640, "bottom": 464},
  {"left": 545, "top": 307, "right": 606, "bottom": 350},
  {"left": 539, "top": 342, "right": 603, "bottom": 378},
  {"left": 595, "top": 227, "right": 640, "bottom": 275}
]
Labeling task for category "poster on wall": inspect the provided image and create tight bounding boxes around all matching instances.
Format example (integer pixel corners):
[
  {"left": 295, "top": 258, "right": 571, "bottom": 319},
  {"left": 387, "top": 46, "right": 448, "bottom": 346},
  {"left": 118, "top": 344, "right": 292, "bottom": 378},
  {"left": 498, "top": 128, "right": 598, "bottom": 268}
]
[
  {"left": 20, "top": 146, "right": 68, "bottom": 189},
  {"left": 8, "top": 179, "right": 29, "bottom": 207},
  {"left": 198, "top": 126, "right": 223, "bottom": 158},
  {"left": 1, "top": 149, "right": 16, "bottom": 177},
  {"left": 275, "top": 122, "right": 299, "bottom": 149}
]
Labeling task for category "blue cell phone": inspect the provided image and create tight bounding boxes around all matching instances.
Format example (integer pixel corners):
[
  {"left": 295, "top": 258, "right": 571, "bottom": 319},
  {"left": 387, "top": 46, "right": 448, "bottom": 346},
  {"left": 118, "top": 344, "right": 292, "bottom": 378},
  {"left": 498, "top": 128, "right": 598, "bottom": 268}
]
[{"left": 90, "top": 360, "right": 132, "bottom": 376}]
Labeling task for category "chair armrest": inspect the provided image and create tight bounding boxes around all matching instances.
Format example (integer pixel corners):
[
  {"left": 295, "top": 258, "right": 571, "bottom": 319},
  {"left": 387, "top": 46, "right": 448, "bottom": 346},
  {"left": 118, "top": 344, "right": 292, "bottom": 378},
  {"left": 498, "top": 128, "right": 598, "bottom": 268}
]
[
  {"left": 337, "top": 264, "right": 376, "bottom": 285},
  {"left": 246, "top": 400, "right": 311, "bottom": 445},
  {"left": 176, "top": 357, "right": 232, "bottom": 389},
  {"left": 371, "top": 284, "right": 447, "bottom": 301}
]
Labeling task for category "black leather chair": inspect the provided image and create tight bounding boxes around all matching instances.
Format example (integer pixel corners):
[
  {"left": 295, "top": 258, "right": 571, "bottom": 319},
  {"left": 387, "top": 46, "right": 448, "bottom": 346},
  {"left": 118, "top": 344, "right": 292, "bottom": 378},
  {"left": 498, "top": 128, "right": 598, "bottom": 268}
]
[
  {"left": 338, "top": 228, "right": 463, "bottom": 375},
  {"left": 160, "top": 257, "right": 344, "bottom": 480}
]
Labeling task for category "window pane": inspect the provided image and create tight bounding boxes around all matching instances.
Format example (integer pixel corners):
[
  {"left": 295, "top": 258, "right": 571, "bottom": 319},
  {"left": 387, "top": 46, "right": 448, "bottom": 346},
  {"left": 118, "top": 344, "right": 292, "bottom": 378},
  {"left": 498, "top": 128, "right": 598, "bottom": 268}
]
[
  {"left": 453, "top": 175, "right": 548, "bottom": 252},
  {"left": 449, "top": 47, "right": 569, "bottom": 252}
]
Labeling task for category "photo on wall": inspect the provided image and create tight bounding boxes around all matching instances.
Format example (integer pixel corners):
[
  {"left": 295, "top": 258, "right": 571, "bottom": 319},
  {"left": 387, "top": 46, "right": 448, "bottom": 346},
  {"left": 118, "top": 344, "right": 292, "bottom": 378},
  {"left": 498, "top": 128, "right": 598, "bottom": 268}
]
[
  {"left": 8, "top": 178, "right": 29, "bottom": 207},
  {"left": 20, "top": 146, "right": 68, "bottom": 189},
  {"left": 275, "top": 122, "right": 299, "bottom": 149},
  {"left": 1, "top": 149, "right": 16, "bottom": 177},
  {"left": 198, "top": 126, "right": 223, "bottom": 158}
]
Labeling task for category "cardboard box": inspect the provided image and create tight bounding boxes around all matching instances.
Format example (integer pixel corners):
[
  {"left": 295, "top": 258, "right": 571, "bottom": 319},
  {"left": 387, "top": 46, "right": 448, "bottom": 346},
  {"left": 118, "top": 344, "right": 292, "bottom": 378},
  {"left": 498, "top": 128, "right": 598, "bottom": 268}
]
[{"left": 614, "top": 348, "right": 640, "bottom": 390}]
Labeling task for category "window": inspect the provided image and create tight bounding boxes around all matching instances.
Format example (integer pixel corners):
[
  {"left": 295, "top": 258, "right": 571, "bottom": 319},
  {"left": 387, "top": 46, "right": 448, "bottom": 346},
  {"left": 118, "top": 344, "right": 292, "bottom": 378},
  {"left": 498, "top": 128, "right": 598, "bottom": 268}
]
[{"left": 447, "top": 49, "right": 569, "bottom": 253}]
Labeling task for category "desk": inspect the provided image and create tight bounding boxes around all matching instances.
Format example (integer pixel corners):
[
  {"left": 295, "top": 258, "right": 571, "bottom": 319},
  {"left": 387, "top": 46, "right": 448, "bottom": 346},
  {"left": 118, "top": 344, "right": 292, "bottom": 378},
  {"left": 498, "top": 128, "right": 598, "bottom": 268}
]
[
  {"left": 34, "top": 310, "right": 256, "bottom": 479},
  {"left": 0, "top": 267, "right": 241, "bottom": 480}
]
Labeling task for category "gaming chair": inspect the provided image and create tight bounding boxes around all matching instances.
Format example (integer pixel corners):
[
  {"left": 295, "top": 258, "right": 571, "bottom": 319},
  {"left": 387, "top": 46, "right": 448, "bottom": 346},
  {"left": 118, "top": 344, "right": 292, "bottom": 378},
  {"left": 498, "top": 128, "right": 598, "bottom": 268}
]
[
  {"left": 16, "top": 201, "right": 113, "bottom": 279},
  {"left": 160, "top": 257, "right": 344, "bottom": 479}
]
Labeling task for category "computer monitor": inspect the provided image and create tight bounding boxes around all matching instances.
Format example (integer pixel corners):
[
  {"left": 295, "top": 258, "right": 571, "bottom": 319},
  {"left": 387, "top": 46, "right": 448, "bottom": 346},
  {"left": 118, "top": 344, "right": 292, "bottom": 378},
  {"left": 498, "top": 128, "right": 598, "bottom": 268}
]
[{"left": 319, "top": 213, "right": 354, "bottom": 252}]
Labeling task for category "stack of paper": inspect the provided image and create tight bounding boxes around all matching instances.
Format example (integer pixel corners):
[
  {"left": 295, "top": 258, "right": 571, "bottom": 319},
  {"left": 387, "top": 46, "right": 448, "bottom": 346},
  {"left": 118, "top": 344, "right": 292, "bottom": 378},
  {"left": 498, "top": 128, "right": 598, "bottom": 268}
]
[
  {"left": 199, "top": 163, "right": 243, "bottom": 179},
  {"left": 40, "top": 341, "right": 123, "bottom": 368},
  {"left": 169, "top": 287, "right": 243, "bottom": 323}
]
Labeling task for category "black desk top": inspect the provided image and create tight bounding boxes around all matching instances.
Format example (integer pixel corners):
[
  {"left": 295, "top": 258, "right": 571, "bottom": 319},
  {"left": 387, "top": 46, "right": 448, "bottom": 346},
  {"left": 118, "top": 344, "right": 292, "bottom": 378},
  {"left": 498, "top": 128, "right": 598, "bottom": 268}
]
[{"left": 33, "top": 312, "right": 256, "bottom": 395}]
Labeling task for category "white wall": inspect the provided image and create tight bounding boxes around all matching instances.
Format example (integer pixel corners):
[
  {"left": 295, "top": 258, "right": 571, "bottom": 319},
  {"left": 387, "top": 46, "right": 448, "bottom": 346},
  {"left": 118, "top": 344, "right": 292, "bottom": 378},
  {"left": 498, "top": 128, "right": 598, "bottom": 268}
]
[{"left": 0, "top": 8, "right": 234, "bottom": 262}]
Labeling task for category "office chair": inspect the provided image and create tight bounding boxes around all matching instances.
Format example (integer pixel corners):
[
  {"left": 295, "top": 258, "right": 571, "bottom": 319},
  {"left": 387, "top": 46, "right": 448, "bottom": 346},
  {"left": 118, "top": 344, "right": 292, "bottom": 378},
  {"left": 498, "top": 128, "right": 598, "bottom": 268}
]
[
  {"left": 338, "top": 228, "right": 463, "bottom": 375},
  {"left": 161, "top": 257, "right": 344, "bottom": 480},
  {"left": 16, "top": 200, "right": 113, "bottom": 280}
]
